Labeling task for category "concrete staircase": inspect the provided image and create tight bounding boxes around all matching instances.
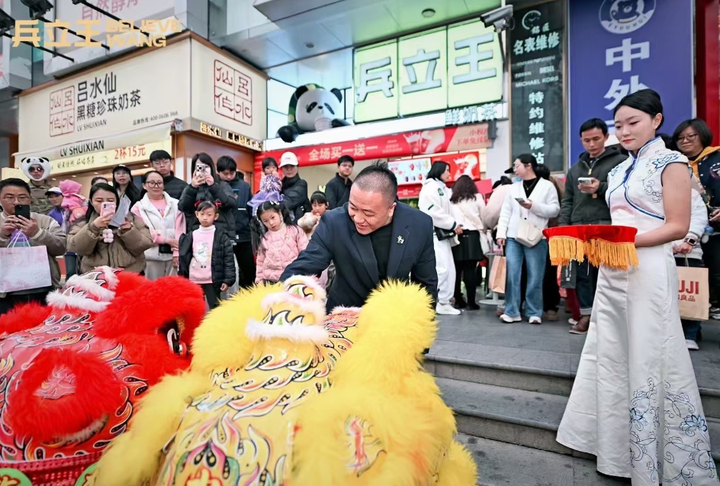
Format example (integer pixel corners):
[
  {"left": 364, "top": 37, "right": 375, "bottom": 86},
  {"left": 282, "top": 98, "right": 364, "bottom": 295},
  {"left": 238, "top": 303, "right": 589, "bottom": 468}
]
[{"left": 426, "top": 314, "right": 720, "bottom": 485}]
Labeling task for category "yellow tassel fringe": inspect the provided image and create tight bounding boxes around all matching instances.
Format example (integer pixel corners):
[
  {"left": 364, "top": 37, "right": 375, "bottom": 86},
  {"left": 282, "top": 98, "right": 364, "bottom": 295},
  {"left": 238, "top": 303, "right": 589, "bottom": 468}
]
[{"left": 548, "top": 236, "right": 639, "bottom": 270}]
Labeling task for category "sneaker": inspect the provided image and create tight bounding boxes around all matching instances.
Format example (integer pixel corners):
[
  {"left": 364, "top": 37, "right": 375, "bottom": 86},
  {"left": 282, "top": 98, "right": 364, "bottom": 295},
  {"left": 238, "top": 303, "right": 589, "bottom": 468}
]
[
  {"left": 499, "top": 314, "right": 521, "bottom": 323},
  {"left": 569, "top": 316, "right": 590, "bottom": 335},
  {"left": 543, "top": 310, "right": 559, "bottom": 322},
  {"left": 568, "top": 318, "right": 579, "bottom": 326},
  {"left": 686, "top": 339, "right": 699, "bottom": 351},
  {"left": 710, "top": 306, "right": 720, "bottom": 314},
  {"left": 529, "top": 316, "right": 542, "bottom": 325},
  {"left": 711, "top": 311, "right": 720, "bottom": 321},
  {"left": 436, "top": 303, "right": 461, "bottom": 316}
]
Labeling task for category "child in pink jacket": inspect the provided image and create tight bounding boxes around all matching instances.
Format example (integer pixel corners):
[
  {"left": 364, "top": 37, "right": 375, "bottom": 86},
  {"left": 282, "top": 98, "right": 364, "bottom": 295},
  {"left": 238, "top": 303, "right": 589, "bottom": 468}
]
[{"left": 252, "top": 201, "right": 308, "bottom": 284}]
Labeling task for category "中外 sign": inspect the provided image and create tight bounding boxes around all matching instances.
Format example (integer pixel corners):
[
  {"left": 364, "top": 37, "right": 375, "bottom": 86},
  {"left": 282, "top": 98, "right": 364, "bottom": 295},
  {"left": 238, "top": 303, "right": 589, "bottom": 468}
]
[
  {"left": 353, "top": 18, "right": 503, "bottom": 123},
  {"left": 568, "top": 0, "right": 692, "bottom": 161}
]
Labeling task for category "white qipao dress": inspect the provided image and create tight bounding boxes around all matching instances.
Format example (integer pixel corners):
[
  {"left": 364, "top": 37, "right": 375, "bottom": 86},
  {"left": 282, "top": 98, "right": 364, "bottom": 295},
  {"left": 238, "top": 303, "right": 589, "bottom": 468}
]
[{"left": 556, "top": 137, "right": 718, "bottom": 485}]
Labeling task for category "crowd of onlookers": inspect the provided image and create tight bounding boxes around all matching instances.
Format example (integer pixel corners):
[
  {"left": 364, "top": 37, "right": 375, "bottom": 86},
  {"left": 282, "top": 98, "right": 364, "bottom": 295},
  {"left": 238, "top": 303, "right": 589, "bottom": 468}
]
[{"left": 3, "top": 113, "right": 720, "bottom": 344}]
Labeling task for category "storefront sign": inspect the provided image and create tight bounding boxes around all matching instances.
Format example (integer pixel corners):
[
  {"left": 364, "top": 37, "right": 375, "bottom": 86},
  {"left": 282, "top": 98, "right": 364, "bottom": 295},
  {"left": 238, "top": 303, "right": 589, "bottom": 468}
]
[
  {"left": 510, "top": 1, "right": 564, "bottom": 172},
  {"left": 197, "top": 120, "right": 263, "bottom": 151},
  {"left": 354, "top": 18, "right": 503, "bottom": 123},
  {"left": 50, "top": 139, "right": 172, "bottom": 175},
  {"left": 445, "top": 102, "right": 508, "bottom": 126},
  {"left": 390, "top": 150, "right": 486, "bottom": 186},
  {"left": 191, "top": 41, "right": 267, "bottom": 142},
  {"left": 568, "top": 0, "right": 692, "bottom": 161},
  {"left": 19, "top": 40, "right": 190, "bottom": 153},
  {"left": 257, "top": 124, "right": 491, "bottom": 169}
]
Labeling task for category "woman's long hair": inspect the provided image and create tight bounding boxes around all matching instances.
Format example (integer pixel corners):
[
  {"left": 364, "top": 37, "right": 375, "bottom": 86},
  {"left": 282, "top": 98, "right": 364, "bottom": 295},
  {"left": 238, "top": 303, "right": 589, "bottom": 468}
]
[
  {"left": 250, "top": 201, "right": 295, "bottom": 253},
  {"left": 450, "top": 175, "right": 478, "bottom": 204},
  {"left": 427, "top": 161, "right": 449, "bottom": 181},
  {"left": 190, "top": 153, "right": 220, "bottom": 182},
  {"left": 86, "top": 183, "right": 120, "bottom": 223},
  {"left": 112, "top": 167, "right": 141, "bottom": 204}
]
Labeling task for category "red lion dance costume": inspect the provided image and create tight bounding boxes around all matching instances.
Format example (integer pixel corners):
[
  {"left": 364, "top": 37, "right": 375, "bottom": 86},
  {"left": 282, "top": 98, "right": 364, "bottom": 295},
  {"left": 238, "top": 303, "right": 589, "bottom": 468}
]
[{"left": 0, "top": 267, "right": 206, "bottom": 486}]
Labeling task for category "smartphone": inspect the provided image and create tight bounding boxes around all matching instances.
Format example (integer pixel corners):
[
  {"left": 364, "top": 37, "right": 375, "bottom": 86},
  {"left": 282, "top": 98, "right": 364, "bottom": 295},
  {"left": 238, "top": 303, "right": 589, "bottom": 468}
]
[
  {"left": 578, "top": 177, "right": 593, "bottom": 184},
  {"left": 515, "top": 197, "right": 527, "bottom": 203},
  {"left": 101, "top": 202, "right": 116, "bottom": 217},
  {"left": 14, "top": 204, "right": 30, "bottom": 220},
  {"left": 195, "top": 166, "right": 208, "bottom": 178}
]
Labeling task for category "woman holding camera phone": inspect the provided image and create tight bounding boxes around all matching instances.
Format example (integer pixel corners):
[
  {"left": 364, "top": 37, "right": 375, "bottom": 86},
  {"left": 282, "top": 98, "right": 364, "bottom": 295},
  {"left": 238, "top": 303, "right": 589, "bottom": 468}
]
[
  {"left": 68, "top": 183, "right": 153, "bottom": 274},
  {"left": 178, "top": 153, "right": 235, "bottom": 243},
  {"left": 131, "top": 171, "right": 186, "bottom": 280}
]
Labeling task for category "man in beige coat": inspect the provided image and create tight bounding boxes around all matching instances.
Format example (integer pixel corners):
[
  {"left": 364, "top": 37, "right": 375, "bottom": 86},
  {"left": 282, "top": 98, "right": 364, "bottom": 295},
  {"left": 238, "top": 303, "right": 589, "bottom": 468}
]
[{"left": 0, "top": 178, "right": 66, "bottom": 315}]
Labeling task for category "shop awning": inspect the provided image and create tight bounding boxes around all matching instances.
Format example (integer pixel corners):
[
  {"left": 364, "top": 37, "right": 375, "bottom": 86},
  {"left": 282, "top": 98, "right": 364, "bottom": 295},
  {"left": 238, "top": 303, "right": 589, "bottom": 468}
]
[{"left": 12, "top": 122, "right": 176, "bottom": 176}]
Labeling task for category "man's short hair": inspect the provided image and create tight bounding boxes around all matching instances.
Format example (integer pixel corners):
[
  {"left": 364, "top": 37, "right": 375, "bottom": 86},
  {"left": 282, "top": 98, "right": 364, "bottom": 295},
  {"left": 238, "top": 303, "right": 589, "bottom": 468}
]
[
  {"left": 579, "top": 118, "right": 608, "bottom": 137},
  {"left": 353, "top": 162, "right": 397, "bottom": 203},
  {"left": 216, "top": 156, "right": 237, "bottom": 172},
  {"left": 0, "top": 178, "right": 31, "bottom": 195},
  {"left": 149, "top": 150, "right": 172, "bottom": 162},
  {"left": 338, "top": 155, "right": 355, "bottom": 166}
]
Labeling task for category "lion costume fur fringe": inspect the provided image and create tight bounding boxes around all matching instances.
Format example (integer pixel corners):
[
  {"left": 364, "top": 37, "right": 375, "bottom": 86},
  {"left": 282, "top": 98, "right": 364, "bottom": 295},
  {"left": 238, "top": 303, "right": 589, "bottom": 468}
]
[{"left": 94, "top": 277, "right": 478, "bottom": 485}]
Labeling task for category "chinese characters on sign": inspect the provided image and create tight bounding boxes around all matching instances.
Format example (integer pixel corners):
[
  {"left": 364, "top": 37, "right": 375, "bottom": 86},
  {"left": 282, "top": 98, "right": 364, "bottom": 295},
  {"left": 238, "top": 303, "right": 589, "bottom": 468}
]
[
  {"left": 445, "top": 102, "right": 508, "bottom": 126},
  {"left": 353, "top": 19, "right": 503, "bottom": 123},
  {"left": 568, "top": 1, "right": 691, "bottom": 161},
  {"left": 50, "top": 87, "right": 75, "bottom": 137},
  {"left": 73, "top": 71, "right": 142, "bottom": 133},
  {"left": 50, "top": 139, "right": 173, "bottom": 175},
  {"left": 510, "top": 2, "right": 564, "bottom": 172},
  {"left": 199, "top": 121, "right": 263, "bottom": 152},
  {"left": 214, "top": 60, "right": 253, "bottom": 126}
]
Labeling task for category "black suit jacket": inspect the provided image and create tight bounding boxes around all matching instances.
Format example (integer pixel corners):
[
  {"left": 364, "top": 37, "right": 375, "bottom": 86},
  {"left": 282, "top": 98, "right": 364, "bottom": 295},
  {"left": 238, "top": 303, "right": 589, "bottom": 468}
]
[{"left": 280, "top": 203, "right": 438, "bottom": 310}]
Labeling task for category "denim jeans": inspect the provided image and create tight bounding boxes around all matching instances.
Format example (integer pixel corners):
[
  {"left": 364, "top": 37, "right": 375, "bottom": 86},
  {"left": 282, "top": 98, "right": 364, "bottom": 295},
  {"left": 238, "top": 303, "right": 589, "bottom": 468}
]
[
  {"left": 505, "top": 238, "right": 547, "bottom": 319},
  {"left": 675, "top": 257, "right": 703, "bottom": 341},
  {"left": 575, "top": 257, "right": 598, "bottom": 315}
]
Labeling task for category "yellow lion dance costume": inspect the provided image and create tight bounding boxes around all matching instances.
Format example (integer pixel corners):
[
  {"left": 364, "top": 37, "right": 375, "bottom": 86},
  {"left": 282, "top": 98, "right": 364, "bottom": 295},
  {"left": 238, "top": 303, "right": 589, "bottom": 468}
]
[{"left": 93, "top": 276, "right": 477, "bottom": 485}]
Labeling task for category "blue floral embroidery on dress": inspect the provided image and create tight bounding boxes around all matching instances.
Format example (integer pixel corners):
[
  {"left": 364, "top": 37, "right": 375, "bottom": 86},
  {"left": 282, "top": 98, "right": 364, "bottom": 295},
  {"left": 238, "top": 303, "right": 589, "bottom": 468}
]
[{"left": 629, "top": 379, "right": 717, "bottom": 484}]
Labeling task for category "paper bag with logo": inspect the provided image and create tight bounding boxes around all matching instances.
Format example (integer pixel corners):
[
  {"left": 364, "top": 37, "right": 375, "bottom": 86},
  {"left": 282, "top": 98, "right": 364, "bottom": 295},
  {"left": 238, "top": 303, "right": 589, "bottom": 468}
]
[
  {"left": 489, "top": 256, "right": 506, "bottom": 294},
  {"left": 0, "top": 232, "right": 52, "bottom": 294},
  {"left": 677, "top": 266, "right": 709, "bottom": 321}
]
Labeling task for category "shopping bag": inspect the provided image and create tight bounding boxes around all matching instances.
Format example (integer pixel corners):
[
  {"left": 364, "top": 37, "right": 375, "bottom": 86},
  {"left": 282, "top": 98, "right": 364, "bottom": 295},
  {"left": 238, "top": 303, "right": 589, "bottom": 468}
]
[
  {"left": 0, "top": 232, "right": 52, "bottom": 293},
  {"left": 677, "top": 265, "right": 709, "bottom": 321},
  {"left": 489, "top": 256, "right": 506, "bottom": 294}
]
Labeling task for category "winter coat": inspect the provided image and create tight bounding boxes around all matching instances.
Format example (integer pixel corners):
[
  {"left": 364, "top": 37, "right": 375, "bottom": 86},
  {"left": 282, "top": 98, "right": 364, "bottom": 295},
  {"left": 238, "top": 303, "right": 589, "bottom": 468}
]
[
  {"left": 325, "top": 173, "right": 352, "bottom": 209},
  {"left": 131, "top": 193, "right": 185, "bottom": 262},
  {"left": 672, "top": 189, "right": 708, "bottom": 261},
  {"left": 497, "top": 179, "right": 560, "bottom": 240},
  {"left": 29, "top": 181, "right": 53, "bottom": 215},
  {"left": 559, "top": 145, "right": 627, "bottom": 226},
  {"left": 178, "top": 227, "right": 236, "bottom": 287},
  {"left": 256, "top": 225, "right": 308, "bottom": 283},
  {"left": 483, "top": 184, "right": 512, "bottom": 230},
  {"left": 68, "top": 213, "right": 154, "bottom": 274},
  {"left": 418, "top": 178, "right": 460, "bottom": 231},
  {"left": 281, "top": 174, "right": 311, "bottom": 222},
  {"left": 226, "top": 174, "right": 252, "bottom": 243},
  {"left": 452, "top": 195, "right": 486, "bottom": 231},
  {"left": 0, "top": 211, "right": 67, "bottom": 295},
  {"left": 162, "top": 173, "right": 188, "bottom": 201},
  {"left": 178, "top": 180, "right": 236, "bottom": 242}
]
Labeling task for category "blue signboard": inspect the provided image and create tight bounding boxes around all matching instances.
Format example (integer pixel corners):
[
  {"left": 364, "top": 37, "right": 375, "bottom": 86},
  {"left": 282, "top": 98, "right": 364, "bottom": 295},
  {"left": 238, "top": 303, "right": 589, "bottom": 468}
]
[{"left": 568, "top": 0, "right": 693, "bottom": 162}]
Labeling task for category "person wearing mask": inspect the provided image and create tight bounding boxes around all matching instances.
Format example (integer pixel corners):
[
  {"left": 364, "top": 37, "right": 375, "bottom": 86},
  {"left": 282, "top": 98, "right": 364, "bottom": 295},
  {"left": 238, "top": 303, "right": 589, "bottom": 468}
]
[
  {"left": 45, "top": 187, "right": 64, "bottom": 226},
  {"left": 560, "top": 118, "right": 626, "bottom": 334},
  {"left": 419, "top": 161, "right": 463, "bottom": 316},
  {"left": 673, "top": 118, "right": 720, "bottom": 319},
  {"left": 281, "top": 163, "right": 438, "bottom": 311},
  {"left": 178, "top": 153, "right": 235, "bottom": 244},
  {"left": 150, "top": 150, "right": 187, "bottom": 200},
  {"left": 557, "top": 89, "right": 717, "bottom": 483},
  {"left": 279, "top": 152, "right": 310, "bottom": 222},
  {"left": 325, "top": 155, "right": 354, "bottom": 209},
  {"left": 0, "top": 179, "right": 67, "bottom": 315},
  {"left": 112, "top": 165, "right": 142, "bottom": 209},
  {"left": 450, "top": 175, "right": 485, "bottom": 310},
  {"left": 496, "top": 154, "right": 560, "bottom": 325},
  {"left": 131, "top": 171, "right": 185, "bottom": 280},
  {"left": 68, "top": 183, "right": 153, "bottom": 274},
  {"left": 217, "top": 156, "right": 255, "bottom": 289}
]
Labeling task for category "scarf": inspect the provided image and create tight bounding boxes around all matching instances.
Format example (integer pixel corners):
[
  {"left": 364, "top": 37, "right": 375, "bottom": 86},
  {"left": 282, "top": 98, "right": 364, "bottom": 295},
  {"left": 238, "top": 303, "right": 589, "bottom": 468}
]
[{"left": 689, "top": 146, "right": 720, "bottom": 181}]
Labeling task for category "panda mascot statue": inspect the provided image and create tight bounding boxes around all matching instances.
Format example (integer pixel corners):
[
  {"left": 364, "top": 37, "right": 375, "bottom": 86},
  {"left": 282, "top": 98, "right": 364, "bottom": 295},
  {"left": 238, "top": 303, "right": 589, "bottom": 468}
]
[{"left": 277, "top": 83, "right": 351, "bottom": 143}]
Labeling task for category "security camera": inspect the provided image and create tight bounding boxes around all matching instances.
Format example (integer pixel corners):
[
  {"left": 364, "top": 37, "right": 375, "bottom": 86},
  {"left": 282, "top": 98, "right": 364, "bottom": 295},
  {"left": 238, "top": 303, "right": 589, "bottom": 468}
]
[
  {"left": 481, "top": 5, "right": 514, "bottom": 33},
  {"left": 0, "top": 9, "right": 14, "bottom": 36}
]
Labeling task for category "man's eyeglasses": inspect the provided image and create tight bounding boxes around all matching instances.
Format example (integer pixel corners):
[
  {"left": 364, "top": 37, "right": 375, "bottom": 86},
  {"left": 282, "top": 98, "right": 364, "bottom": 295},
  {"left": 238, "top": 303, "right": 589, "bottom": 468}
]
[
  {"left": 2, "top": 195, "right": 30, "bottom": 203},
  {"left": 146, "top": 181, "right": 163, "bottom": 188},
  {"left": 678, "top": 133, "right": 699, "bottom": 143}
]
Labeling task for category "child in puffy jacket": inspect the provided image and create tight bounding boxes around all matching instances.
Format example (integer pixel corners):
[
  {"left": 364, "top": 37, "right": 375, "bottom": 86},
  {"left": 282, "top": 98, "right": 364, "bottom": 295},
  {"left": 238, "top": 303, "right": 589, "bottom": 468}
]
[{"left": 252, "top": 201, "right": 307, "bottom": 284}]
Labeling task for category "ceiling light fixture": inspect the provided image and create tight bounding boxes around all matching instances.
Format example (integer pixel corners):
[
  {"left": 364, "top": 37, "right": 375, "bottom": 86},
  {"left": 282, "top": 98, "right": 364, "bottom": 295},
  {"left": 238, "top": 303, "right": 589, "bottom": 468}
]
[
  {"left": 422, "top": 8, "right": 436, "bottom": 18},
  {"left": 305, "top": 42, "right": 315, "bottom": 49}
]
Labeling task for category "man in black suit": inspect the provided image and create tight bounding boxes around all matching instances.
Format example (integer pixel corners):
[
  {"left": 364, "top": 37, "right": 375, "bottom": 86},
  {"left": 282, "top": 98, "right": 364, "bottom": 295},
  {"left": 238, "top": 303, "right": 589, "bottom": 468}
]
[{"left": 281, "top": 163, "right": 438, "bottom": 310}]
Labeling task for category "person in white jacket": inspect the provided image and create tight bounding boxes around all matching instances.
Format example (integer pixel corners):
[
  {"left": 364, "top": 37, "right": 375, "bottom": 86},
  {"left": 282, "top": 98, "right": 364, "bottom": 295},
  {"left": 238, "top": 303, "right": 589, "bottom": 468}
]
[
  {"left": 672, "top": 187, "right": 708, "bottom": 350},
  {"left": 496, "top": 154, "right": 560, "bottom": 324},
  {"left": 419, "top": 161, "right": 462, "bottom": 315},
  {"left": 131, "top": 171, "right": 185, "bottom": 280}
]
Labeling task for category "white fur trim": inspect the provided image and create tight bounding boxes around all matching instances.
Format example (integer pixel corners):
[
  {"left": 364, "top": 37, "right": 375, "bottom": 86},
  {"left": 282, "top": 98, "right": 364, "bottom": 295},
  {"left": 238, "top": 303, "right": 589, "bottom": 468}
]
[
  {"left": 94, "top": 266, "right": 120, "bottom": 289},
  {"left": 330, "top": 306, "right": 363, "bottom": 314},
  {"left": 261, "top": 293, "right": 326, "bottom": 324},
  {"left": 64, "top": 275, "right": 116, "bottom": 301},
  {"left": 282, "top": 275, "right": 327, "bottom": 302},
  {"left": 46, "top": 292, "right": 110, "bottom": 313},
  {"left": 245, "top": 319, "right": 329, "bottom": 344}
]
